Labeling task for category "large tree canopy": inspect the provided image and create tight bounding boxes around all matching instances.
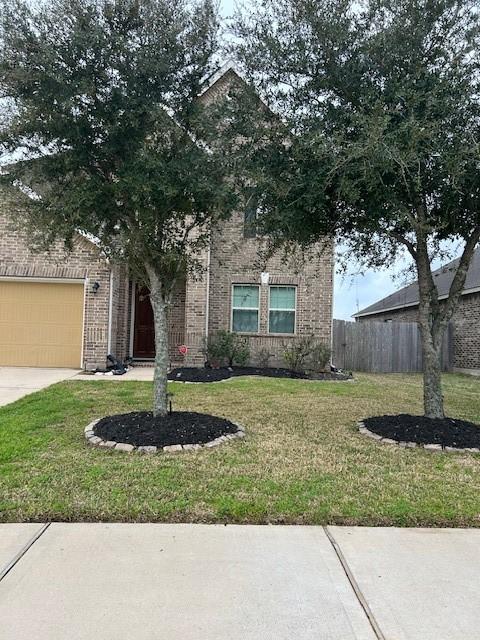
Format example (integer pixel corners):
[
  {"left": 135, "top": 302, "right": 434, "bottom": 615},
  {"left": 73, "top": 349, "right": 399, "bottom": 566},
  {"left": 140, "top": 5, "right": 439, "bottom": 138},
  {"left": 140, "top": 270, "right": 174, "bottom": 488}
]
[
  {"left": 0, "top": 0, "right": 240, "bottom": 416},
  {"left": 233, "top": 0, "right": 480, "bottom": 418}
]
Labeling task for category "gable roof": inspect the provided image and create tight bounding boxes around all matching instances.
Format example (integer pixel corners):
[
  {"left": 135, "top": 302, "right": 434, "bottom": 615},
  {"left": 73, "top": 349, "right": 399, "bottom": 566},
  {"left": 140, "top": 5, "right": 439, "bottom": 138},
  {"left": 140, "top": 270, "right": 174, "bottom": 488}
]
[
  {"left": 354, "top": 246, "right": 480, "bottom": 318},
  {"left": 199, "top": 60, "right": 244, "bottom": 96}
]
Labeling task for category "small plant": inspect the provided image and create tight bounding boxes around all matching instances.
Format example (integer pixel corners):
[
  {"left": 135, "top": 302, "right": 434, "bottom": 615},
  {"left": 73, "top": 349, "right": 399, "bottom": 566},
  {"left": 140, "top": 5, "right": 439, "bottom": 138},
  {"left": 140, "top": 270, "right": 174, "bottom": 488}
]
[
  {"left": 256, "top": 347, "right": 272, "bottom": 368},
  {"left": 283, "top": 336, "right": 314, "bottom": 373},
  {"left": 307, "top": 341, "right": 332, "bottom": 373},
  {"left": 283, "top": 336, "right": 331, "bottom": 374},
  {"left": 203, "top": 330, "right": 250, "bottom": 367}
]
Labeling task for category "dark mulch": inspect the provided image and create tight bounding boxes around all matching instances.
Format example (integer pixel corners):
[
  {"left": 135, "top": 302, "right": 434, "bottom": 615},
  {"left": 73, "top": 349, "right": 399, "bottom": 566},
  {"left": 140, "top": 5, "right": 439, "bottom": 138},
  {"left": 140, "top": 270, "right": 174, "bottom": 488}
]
[
  {"left": 168, "top": 367, "right": 231, "bottom": 382},
  {"left": 94, "top": 411, "right": 239, "bottom": 447},
  {"left": 167, "top": 366, "right": 352, "bottom": 383},
  {"left": 364, "top": 414, "right": 480, "bottom": 449}
]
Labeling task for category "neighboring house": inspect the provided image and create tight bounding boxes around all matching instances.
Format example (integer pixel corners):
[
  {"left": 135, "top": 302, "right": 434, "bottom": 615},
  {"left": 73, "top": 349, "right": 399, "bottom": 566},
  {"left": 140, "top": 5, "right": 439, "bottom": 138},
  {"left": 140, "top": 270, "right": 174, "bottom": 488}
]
[
  {"left": 353, "top": 248, "right": 480, "bottom": 373},
  {"left": 0, "top": 63, "right": 334, "bottom": 371}
]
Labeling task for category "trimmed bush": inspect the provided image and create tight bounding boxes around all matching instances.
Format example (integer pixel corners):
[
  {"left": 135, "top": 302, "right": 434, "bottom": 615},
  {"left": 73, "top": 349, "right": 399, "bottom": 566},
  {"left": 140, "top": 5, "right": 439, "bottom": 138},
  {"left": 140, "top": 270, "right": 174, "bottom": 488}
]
[
  {"left": 283, "top": 336, "right": 331, "bottom": 373},
  {"left": 203, "top": 330, "right": 250, "bottom": 367}
]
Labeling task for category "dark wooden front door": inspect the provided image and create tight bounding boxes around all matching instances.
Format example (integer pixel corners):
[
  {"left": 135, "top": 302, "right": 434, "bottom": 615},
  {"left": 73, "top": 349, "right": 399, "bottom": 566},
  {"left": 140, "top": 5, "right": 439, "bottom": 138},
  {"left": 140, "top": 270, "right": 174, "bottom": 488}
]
[{"left": 133, "top": 286, "right": 155, "bottom": 359}]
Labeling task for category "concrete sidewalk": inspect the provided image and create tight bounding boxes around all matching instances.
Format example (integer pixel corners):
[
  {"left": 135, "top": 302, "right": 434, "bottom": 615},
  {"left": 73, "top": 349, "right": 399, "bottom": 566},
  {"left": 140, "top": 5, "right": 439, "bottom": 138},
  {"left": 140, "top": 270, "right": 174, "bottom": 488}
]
[
  {"left": 74, "top": 367, "right": 154, "bottom": 381},
  {"left": 0, "top": 367, "right": 79, "bottom": 406},
  {"left": 0, "top": 524, "right": 478, "bottom": 640}
]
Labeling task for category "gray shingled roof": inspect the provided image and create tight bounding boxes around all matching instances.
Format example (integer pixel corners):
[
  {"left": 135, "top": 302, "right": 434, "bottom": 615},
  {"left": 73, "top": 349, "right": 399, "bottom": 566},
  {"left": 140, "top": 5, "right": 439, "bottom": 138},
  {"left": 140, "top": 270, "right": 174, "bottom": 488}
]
[{"left": 354, "top": 247, "right": 480, "bottom": 317}]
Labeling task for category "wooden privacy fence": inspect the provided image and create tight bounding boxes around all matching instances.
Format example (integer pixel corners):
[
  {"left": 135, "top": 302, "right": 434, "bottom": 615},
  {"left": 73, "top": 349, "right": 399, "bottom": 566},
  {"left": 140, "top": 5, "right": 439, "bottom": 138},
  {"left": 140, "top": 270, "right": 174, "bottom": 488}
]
[{"left": 332, "top": 320, "right": 454, "bottom": 373}]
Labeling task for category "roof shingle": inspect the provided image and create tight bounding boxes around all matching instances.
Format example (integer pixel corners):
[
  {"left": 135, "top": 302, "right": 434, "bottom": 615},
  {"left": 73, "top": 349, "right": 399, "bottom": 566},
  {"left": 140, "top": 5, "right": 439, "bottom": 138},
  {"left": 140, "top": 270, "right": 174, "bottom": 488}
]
[{"left": 354, "top": 247, "right": 480, "bottom": 317}]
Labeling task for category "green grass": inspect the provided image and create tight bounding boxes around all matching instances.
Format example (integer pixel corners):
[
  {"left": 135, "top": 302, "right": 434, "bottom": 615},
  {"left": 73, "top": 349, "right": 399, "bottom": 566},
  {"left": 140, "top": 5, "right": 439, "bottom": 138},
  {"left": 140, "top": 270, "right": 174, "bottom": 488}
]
[{"left": 0, "top": 373, "right": 479, "bottom": 526}]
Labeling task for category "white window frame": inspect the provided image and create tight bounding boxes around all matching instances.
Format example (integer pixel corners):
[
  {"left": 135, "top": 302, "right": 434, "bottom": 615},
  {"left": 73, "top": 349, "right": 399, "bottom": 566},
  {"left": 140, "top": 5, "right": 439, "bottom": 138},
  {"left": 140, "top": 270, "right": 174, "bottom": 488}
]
[
  {"left": 268, "top": 285, "right": 297, "bottom": 335},
  {"left": 231, "top": 284, "right": 260, "bottom": 334}
]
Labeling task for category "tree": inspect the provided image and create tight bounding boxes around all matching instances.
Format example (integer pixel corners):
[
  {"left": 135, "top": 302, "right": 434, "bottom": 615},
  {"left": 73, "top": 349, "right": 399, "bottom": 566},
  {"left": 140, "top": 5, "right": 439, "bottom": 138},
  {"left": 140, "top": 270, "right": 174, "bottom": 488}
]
[
  {"left": 0, "top": 0, "right": 239, "bottom": 417},
  {"left": 232, "top": 0, "right": 480, "bottom": 419}
]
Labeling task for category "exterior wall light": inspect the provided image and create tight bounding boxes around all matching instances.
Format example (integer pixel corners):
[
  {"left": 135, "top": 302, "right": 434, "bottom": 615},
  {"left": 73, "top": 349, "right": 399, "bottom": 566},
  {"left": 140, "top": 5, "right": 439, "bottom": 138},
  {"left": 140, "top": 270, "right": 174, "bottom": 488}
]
[{"left": 92, "top": 281, "right": 100, "bottom": 294}]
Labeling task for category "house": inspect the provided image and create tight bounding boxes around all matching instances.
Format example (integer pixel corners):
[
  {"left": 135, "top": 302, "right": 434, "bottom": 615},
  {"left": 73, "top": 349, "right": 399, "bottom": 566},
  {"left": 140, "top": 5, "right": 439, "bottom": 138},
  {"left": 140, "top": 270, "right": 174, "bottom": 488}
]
[
  {"left": 0, "top": 64, "right": 334, "bottom": 371},
  {"left": 353, "top": 248, "right": 480, "bottom": 374}
]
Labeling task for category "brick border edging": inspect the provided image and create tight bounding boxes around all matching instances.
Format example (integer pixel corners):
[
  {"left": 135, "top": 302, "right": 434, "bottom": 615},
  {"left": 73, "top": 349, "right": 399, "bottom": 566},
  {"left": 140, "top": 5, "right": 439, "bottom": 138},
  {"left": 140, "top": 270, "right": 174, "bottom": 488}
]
[
  {"left": 84, "top": 418, "right": 246, "bottom": 454},
  {"left": 358, "top": 421, "right": 480, "bottom": 453}
]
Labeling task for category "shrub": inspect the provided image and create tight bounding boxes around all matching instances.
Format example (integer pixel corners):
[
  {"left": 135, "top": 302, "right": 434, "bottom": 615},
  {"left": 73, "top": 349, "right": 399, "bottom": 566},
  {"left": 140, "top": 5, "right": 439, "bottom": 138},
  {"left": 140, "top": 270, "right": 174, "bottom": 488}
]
[
  {"left": 283, "top": 336, "right": 313, "bottom": 373},
  {"left": 256, "top": 347, "right": 272, "bottom": 368},
  {"left": 283, "top": 336, "right": 331, "bottom": 373},
  {"left": 203, "top": 330, "right": 250, "bottom": 367},
  {"left": 307, "top": 341, "right": 331, "bottom": 373}
]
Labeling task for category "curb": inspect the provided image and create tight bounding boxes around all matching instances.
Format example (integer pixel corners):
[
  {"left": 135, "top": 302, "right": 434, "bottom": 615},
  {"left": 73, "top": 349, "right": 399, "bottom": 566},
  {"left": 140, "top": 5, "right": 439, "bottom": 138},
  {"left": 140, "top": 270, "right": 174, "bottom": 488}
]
[
  {"left": 84, "top": 418, "right": 246, "bottom": 454},
  {"left": 358, "top": 421, "right": 480, "bottom": 453}
]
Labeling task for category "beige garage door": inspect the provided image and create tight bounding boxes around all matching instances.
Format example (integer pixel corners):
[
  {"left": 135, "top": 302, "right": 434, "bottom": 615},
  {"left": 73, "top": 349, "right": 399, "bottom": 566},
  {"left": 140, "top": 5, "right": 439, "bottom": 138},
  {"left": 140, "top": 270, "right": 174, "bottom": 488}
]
[{"left": 0, "top": 280, "right": 84, "bottom": 368}]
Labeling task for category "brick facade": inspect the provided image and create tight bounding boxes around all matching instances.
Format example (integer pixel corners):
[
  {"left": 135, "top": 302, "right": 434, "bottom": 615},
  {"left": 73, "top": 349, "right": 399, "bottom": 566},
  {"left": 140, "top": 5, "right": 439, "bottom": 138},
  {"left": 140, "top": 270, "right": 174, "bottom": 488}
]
[
  {"left": 357, "top": 293, "right": 480, "bottom": 372},
  {"left": 0, "top": 196, "right": 334, "bottom": 371},
  {"left": 0, "top": 197, "right": 114, "bottom": 370},
  {"left": 200, "top": 211, "right": 334, "bottom": 367},
  {"left": 0, "top": 65, "right": 334, "bottom": 371}
]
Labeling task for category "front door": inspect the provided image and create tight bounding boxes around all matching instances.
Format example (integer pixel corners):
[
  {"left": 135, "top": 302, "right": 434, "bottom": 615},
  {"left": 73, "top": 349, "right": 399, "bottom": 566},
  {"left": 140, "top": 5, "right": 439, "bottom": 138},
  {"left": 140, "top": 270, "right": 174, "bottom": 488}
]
[{"left": 133, "top": 286, "right": 155, "bottom": 359}]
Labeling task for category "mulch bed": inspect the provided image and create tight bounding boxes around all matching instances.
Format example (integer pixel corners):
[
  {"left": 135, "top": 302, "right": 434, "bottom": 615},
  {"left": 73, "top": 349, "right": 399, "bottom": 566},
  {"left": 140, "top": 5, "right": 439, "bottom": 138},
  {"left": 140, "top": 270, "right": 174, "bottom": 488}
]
[
  {"left": 167, "top": 366, "right": 352, "bottom": 383},
  {"left": 364, "top": 414, "right": 480, "bottom": 449},
  {"left": 94, "top": 411, "right": 239, "bottom": 448}
]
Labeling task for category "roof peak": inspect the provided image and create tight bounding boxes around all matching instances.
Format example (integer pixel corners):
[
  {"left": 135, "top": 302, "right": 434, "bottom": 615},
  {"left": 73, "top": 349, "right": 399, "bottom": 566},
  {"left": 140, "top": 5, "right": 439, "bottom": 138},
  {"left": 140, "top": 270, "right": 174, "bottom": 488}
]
[{"left": 199, "top": 60, "right": 245, "bottom": 96}]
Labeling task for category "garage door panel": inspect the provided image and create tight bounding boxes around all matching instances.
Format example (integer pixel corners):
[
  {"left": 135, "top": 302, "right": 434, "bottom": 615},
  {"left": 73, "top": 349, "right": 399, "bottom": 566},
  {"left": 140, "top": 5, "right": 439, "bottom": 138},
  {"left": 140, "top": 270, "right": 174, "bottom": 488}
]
[
  {"left": 0, "top": 281, "right": 84, "bottom": 368},
  {"left": 0, "top": 303, "right": 83, "bottom": 323},
  {"left": 0, "top": 325, "right": 82, "bottom": 347},
  {"left": 0, "top": 345, "right": 82, "bottom": 368}
]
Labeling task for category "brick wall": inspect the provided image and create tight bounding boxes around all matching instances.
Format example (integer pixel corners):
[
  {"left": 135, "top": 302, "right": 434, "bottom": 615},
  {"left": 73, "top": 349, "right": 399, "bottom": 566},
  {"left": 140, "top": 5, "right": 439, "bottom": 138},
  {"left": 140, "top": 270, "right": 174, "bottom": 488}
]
[
  {"left": 452, "top": 293, "right": 480, "bottom": 370},
  {"left": 357, "top": 292, "right": 480, "bottom": 371},
  {"left": 202, "top": 211, "right": 334, "bottom": 367},
  {"left": 186, "top": 67, "right": 335, "bottom": 368},
  {"left": 0, "top": 197, "right": 112, "bottom": 370},
  {"left": 184, "top": 248, "right": 210, "bottom": 365},
  {"left": 167, "top": 278, "right": 187, "bottom": 362},
  {"left": 111, "top": 265, "right": 130, "bottom": 362}
]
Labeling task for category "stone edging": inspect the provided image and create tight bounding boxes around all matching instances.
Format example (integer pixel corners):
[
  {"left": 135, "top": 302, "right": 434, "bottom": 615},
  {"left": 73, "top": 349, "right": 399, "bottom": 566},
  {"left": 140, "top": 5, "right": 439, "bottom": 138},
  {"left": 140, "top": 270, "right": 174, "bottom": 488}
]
[
  {"left": 84, "top": 418, "right": 246, "bottom": 454},
  {"left": 358, "top": 421, "right": 480, "bottom": 453}
]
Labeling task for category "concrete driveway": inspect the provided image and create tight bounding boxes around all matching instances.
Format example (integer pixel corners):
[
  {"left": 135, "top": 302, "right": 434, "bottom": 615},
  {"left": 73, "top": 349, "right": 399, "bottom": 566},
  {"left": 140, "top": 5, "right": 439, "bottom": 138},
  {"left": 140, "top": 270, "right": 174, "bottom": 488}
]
[
  {"left": 0, "top": 367, "right": 79, "bottom": 406},
  {"left": 0, "top": 524, "right": 479, "bottom": 640}
]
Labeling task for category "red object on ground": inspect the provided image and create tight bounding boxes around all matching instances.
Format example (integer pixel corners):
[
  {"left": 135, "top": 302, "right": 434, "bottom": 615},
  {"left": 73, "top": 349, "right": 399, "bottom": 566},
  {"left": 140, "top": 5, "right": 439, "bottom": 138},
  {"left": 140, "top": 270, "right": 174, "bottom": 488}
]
[{"left": 178, "top": 345, "right": 188, "bottom": 356}]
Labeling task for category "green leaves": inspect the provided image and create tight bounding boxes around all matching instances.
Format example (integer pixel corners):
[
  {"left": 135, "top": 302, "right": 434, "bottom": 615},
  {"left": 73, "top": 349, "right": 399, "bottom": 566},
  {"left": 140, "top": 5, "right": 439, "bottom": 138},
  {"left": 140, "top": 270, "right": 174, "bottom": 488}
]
[
  {"left": 232, "top": 0, "right": 480, "bottom": 262},
  {"left": 0, "top": 0, "right": 238, "bottom": 286}
]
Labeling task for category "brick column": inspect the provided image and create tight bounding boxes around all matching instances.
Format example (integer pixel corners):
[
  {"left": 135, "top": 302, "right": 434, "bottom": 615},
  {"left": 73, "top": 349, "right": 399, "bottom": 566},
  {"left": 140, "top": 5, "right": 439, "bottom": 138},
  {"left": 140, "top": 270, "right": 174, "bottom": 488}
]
[{"left": 184, "top": 247, "right": 209, "bottom": 366}]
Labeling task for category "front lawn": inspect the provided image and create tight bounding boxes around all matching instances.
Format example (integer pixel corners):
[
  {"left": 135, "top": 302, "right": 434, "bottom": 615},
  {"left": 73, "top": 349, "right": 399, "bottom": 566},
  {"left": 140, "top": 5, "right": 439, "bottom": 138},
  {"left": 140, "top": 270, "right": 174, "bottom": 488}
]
[{"left": 0, "top": 373, "right": 479, "bottom": 526}]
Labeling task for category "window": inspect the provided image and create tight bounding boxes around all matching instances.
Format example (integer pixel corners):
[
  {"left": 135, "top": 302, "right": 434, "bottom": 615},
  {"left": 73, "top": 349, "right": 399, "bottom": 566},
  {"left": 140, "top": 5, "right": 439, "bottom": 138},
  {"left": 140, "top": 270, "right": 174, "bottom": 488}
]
[
  {"left": 269, "top": 286, "right": 296, "bottom": 334},
  {"left": 232, "top": 285, "right": 259, "bottom": 333}
]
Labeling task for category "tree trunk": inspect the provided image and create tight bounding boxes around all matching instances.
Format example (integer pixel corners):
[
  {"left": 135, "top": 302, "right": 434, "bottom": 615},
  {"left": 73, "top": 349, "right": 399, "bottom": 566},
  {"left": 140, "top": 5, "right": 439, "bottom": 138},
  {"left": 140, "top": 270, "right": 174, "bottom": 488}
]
[
  {"left": 410, "top": 218, "right": 480, "bottom": 421},
  {"left": 147, "top": 269, "right": 169, "bottom": 418},
  {"left": 415, "top": 227, "right": 445, "bottom": 420},
  {"left": 418, "top": 322, "right": 444, "bottom": 419}
]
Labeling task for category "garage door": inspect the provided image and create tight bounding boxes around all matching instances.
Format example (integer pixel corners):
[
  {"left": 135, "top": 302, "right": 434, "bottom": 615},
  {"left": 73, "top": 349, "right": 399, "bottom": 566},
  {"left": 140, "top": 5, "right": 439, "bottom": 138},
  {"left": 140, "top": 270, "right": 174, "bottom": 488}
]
[{"left": 0, "top": 280, "right": 84, "bottom": 368}]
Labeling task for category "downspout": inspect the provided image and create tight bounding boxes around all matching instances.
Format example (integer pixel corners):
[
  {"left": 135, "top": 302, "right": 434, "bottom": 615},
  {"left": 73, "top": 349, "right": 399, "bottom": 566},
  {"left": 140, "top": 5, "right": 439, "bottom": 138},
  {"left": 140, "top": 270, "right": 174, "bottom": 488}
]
[
  {"left": 107, "top": 270, "right": 114, "bottom": 355},
  {"left": 330, "top": 241, "right": 335, "bottom": 369},
  {"left": 205, "top": 245, "right": 211, "bottom": 340}
]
